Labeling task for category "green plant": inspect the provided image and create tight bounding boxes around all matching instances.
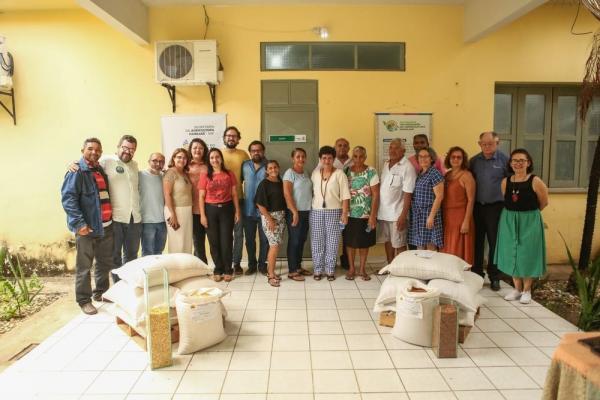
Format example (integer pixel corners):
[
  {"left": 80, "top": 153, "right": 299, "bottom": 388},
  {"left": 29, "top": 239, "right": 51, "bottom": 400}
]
[
  {"left": 0, "top": 246, "right": 44, "bottom": 320},
  {"left": 561, "top": 235, "right": 600, "bottom": 331}
]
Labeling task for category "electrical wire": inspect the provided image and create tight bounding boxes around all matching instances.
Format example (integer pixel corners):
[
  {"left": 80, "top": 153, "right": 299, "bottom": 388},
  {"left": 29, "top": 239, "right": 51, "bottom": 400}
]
[
  {"left": 572, "top": 0, "right": 594, "bottom": 35},
  {"left": 203, "top": 5, "right": 209, "bottom": 40}
]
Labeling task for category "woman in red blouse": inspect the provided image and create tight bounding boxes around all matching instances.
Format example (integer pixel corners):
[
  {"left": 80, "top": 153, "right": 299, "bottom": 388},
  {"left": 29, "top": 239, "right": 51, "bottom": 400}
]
[{"left": 198, "top": 148, "right": 241, "bottom": 282}]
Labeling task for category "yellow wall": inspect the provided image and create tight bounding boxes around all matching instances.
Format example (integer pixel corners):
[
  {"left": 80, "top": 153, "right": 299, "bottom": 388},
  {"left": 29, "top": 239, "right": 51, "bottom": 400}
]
[{"left": 0, "top": 3, "right": 598, "bottom": 264}]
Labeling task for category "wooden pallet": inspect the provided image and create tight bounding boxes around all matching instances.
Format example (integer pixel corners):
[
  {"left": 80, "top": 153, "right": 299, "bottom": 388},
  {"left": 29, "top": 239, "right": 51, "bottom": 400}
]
[
  {"left": 116, "top": 316, "right": 180, "bottom": 351},
  {"left": 378, "top": 308, "right": 480, "bottom": 344}
]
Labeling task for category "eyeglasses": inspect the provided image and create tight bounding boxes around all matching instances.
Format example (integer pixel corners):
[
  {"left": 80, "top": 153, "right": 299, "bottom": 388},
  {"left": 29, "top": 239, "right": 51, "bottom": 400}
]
[
  {"left": 224, "top": 134, "right": 239, "bottom": 139},
  {"left": 511, "top": 159, "right": 528, "bottom": 164},
  {"left": 121, "top": 146, "right": 136, "bottom": 153}
]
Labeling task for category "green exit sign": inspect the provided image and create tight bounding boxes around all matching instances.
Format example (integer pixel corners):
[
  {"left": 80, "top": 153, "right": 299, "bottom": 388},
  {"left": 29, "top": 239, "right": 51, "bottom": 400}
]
[{"left": 269, "top": 134, "right": 307, "bottom": 143}]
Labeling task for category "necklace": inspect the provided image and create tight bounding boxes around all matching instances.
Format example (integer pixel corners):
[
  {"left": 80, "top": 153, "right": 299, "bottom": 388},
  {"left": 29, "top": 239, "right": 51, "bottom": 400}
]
[
  {"left": 510, "top": 175, "right": 526, "bottom": 203},
  {"left": 320, "top": 169, "right": 331, "bottom": 208}
]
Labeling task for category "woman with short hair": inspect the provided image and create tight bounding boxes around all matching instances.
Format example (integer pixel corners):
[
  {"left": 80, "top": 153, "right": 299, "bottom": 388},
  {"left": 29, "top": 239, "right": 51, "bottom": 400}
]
[
  {"left": 310, "top": 146, "right": 351, "bottom": 281},
  {"left": 408, "top": 147, "right": 444, "bottom": 251},
  {"left": 163, "top": 148, "right": 193, "bottom": 254},
  {"left": 344, "top": 146, "right": 379, "bottom": 281}
]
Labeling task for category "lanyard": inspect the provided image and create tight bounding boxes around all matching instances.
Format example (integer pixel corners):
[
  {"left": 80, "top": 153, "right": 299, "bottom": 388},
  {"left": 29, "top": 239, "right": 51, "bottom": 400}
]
[{"left": 320, "top": 168, "right": 331, "bottom": 208}]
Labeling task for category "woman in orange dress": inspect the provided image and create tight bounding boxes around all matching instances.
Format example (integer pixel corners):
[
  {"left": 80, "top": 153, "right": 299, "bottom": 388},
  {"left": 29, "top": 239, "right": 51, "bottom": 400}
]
[{"left": 441, "top": 146, "right": 475, "bottom": 264}]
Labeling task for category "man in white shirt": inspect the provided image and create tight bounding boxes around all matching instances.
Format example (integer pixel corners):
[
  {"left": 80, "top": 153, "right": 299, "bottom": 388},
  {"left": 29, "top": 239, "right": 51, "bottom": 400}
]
[
  {"left": 102, "top": 135, "right": 142, "bottom": 280},
  {"left": 377, "top": 139, "right": 417, "bottom": 263},
  {"left": 139, "top": 152, "right": 166, "bottom": 256}
]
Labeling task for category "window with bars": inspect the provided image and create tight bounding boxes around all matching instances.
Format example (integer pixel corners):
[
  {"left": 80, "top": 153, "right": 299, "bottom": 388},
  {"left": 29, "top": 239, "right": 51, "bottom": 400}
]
[
  {"left": 494, "top": 84, "right": 599, "bottom": 189},
  {"left": 261, "top": 42, "right": 406, "bottom": 71}
]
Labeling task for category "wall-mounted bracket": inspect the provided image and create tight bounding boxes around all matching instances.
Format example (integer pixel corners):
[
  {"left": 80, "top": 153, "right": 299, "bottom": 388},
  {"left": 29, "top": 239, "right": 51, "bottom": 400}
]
[
  {"left": 162, "top": 83, "right": 176, "bottom": 113},
  {"left": 208, "top": 83, "right": 217, "bottom": 112},
  {"left": 0, "top": 88, "right": 16, "bottom": 125}
]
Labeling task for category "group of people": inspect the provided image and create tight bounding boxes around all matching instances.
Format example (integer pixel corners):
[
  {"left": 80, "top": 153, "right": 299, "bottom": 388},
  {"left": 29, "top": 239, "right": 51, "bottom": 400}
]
[{"left": 61, "top": 128, "right": 548, "bottom": 314}]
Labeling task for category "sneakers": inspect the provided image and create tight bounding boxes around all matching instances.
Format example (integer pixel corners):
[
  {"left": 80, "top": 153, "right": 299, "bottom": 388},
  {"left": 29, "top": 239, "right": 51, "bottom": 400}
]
[
  {"left": 80, "top": 302, "right": 98, "bottom": 315},
  {"left": 504, "top": 289, "right": 522, "bottom": 301},
  {"left": 520, "top": 291, "right": 532, "bottom": 304},
  {"left": 233, "top": 264, "right": 243, "bottom": 276}
]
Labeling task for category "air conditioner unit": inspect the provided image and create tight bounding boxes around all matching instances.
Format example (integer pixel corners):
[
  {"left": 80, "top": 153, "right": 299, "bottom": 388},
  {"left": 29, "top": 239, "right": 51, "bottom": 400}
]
[
  {"left": 0, "top": 36, "right": 14, "bottom": 90},
  {"left": 155, "top": 40, "right": 219, "bottom": 86}
]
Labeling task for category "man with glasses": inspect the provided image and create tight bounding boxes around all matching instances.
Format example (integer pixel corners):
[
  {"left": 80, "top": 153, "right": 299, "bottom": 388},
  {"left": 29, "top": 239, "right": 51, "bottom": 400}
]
[
  {"left": 103, "top": 135, "right": 142, "bottom": 280},
  {"left": 469, "top": 131, "right": 509, "bottom": 291},
  {"left": 241, "top": 141, "right": 269, "bottom": 275},
  {"left": 222, "top": 126, "right": 250, "bottom": 275},
  {"left": 139, "top": 152, "right": 167, "bottom": 256}
]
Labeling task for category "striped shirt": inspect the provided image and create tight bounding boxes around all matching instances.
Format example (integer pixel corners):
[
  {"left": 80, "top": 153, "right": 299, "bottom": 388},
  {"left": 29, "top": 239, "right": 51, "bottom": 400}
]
[{"left": 87, "top": 161, "right": 112, "bottom": 225}]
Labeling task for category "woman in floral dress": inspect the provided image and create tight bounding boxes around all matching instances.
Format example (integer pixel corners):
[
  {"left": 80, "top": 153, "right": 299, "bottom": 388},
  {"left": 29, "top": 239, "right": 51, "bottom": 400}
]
[{"left": 344, "top": 146, "right": 380, "bottom": 280}]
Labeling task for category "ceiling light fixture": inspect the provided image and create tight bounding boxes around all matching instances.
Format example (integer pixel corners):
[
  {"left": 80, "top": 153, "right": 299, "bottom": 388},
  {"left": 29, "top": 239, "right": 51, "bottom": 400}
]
[{"left": 312, "top": 26, "right": 329, "bottom": 40}]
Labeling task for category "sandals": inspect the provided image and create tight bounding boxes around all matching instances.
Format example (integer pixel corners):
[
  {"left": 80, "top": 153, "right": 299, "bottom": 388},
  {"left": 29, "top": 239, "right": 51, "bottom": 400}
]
[
  {"left": 298, "top": 268, "right": 312, "bottom": 276},
  {"left": 223, "top": 274, "right": 233, "bottom": 282},
  {"left": 213, "top": 275, "right": 223, "bottom": 282},
  {"left": 268, "top": 276, "right": 280, "bottom": 287},
  {"left": 345, "top": 273, "right": 355, "bottom": 281},
  {"left": 360, "top": 273, "right": 371, "bottom": 281},
  {"left": 327, "top": 275, "right": 336, "bottom": 281},
  {"left": 287, "top": 272, "right": 305, "bottom": 281},
  {"left": 313, "top": 274, "right": 322, "bottom": 281}
]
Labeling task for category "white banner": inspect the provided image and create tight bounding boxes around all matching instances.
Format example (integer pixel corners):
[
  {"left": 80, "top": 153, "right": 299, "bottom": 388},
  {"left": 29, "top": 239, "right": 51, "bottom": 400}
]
[
  {"left": 375, "top": 113, "right": 432, "bottom": 171},
  {"left": 160, "top": 114, "right": 227, "bottom": 159}
]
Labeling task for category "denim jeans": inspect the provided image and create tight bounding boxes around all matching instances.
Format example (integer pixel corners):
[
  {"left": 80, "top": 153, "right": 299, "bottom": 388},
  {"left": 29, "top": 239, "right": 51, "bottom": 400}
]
[
  {"left": 243, "top": 215, "right": 268, "bottom": 269},
  {"left": 112, "top": 215, "right": 142, "bottom": 282},
  {"left": 286, "top": 210, "right": 310, "bottom": 273},
  {"left": 141, "top": 222, "right": 167, "bottom": 256},
  {"left": 75, "top": 224, "right": 114, "bottom": 305}
]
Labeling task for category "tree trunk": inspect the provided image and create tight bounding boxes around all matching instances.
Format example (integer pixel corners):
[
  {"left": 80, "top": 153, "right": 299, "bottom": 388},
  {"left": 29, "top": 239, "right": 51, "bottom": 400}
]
[{"left": 579, "top": 137, "right": 600, "bottom": 271}]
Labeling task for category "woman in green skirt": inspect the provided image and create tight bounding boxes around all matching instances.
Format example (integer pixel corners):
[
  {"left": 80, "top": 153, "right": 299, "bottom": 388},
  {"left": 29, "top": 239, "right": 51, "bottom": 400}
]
[{"left": 495, "top": 148, "right": 548, "bottom": 304}]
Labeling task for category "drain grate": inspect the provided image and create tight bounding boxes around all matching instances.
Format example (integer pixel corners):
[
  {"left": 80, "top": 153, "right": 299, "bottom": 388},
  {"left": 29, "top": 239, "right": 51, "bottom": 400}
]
[{"left": 9, "top": 343, "right": 39, "bottom": 361}]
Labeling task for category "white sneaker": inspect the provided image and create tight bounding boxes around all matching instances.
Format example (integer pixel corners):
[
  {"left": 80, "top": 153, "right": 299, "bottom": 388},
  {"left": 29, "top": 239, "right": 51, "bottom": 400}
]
[
  {"left": 519, "top": 291, "right": 532, "bottom": 304},
  {"left": 504, "top": 289, "right": 522, "bottom": 301}
]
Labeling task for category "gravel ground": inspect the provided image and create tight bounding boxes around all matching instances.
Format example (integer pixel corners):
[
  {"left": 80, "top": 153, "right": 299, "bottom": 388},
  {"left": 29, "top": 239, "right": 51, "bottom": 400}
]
[
  {"left": 0, "top": 293, "right": 63, "bottom": 334},
  {"left": 533, "top": 280, "right": 582, "bottom": 326}
]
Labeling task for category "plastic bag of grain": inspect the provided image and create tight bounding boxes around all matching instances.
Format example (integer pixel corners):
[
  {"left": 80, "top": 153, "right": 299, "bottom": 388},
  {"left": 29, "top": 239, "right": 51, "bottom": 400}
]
[
  {"left": 392, "top": 279, "right": 440, "bottom": 347},
  {"left": 176, "top": 287, "right": 227, "bottom": 355}
]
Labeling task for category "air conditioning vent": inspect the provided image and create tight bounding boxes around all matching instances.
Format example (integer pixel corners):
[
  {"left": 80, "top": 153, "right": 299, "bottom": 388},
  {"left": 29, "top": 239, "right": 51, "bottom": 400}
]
[{"left": 156, "top": 40, "right": 219, "bottom": 86}]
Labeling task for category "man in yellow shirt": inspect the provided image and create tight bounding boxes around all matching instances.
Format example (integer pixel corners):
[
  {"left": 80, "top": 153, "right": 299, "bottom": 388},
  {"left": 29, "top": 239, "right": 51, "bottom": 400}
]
[{"left": 221, "top": 126, "right": 250, "bottom": 275}]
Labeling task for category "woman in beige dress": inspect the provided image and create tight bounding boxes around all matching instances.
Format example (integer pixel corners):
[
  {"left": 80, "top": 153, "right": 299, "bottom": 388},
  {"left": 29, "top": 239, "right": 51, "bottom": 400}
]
[{"left": 163, "top": 148, "right": 193, "bottom": 253}]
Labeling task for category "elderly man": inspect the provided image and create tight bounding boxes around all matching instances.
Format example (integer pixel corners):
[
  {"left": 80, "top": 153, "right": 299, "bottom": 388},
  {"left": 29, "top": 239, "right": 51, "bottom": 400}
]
[
  {"left": 377, "top": 139, "right": 417, "bottom": 263},
  {"left": 241, "top": 140, "right": 269, "bottom": 275},
  {"left": 469, "top": 131, "right": 509, "bottom": 291},
  {"left": 61, "top": 138, "right": 113, "bottom": 315},
  {"left": 221, "top": 126, "right": 250, "bottom": 275},
  {"left": 139, "top": 152, "right": 166, "bottom": 256}
]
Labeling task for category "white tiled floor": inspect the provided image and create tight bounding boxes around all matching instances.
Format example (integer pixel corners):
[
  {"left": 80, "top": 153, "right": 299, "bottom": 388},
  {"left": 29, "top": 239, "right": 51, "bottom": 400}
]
[{"left": 0, "top": 261, "right": 580, "bottom": 400}]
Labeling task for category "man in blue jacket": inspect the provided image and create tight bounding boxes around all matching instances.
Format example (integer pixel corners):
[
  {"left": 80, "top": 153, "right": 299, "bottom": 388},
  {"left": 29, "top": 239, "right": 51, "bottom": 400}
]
[{"left": 61, "top": 138, "right": 114, "bottom": 315}]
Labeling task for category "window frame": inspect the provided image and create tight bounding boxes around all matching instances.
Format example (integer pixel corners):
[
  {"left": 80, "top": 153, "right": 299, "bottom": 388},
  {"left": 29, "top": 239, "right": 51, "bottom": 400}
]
[{"left": 260, "top": 42, "right": 406, "bottom": 71}]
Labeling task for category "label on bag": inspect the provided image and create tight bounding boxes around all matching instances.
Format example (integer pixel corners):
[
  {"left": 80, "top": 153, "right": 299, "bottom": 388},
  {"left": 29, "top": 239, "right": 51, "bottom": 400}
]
[
  {"left": 189, "top": 302, "right": 220, "bottom": 323},
  {"left": 396, "top": 297, "right": 424, "bottom": 319}
]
